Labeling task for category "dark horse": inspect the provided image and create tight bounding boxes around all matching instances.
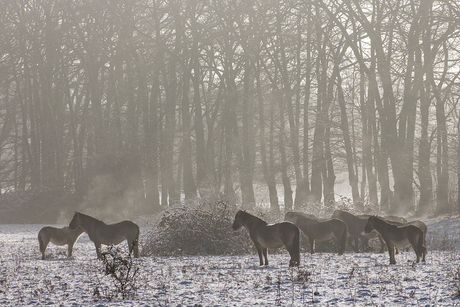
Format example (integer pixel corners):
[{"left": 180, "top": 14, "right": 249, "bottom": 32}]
[
  {"left": 381, "top": 218, "right": 428, "bottom": 256},
  {"left": 358, "top": 214, "right": 409, "bottom": 253},
  {"left": 69, "top": 212, "right": 140, "bottom": 259},
  {"left": 232, "top": 210, "right": 300, "bottom": 267},
  {"left": 365, "top": 216, "right": 426, "bottom": 264},
  {"left": 38, "top": 226, "right": 84, "bottom": 260},
  {"left": 332, "top": 210, "right": 380, "bottom": 252},
  {"left": 285, "top": 212, "right": 348, "bottom": 255}
]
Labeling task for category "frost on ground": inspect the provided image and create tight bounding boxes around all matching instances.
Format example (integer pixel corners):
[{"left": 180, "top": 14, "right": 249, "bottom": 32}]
[{"left": 1, "top": 220, "right": 460, "bottom": 306}]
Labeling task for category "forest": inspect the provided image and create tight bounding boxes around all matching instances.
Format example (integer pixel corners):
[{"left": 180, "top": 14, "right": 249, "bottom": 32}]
[{"left": 0, "top": 0, "right": 459, "bottom": 220}]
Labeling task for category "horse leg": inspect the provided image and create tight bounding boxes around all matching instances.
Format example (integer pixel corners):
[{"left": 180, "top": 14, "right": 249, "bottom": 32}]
[
  {"left": 351, "top": 236, "right": 359, "bottom": 253},
  {"left": 255, "top": 244, "right": 264, "bottom": 266},
  {"left": 388, "top": 245, "right": 396, "bottom": 264},
  {"left": 362, "top": 238, "right": 370, "bottom": 252},
  {"left": 263, "top": 248, "right": 269, "bottom": 266},
  {"left": 410, "top": 241, "right": 420, "bottom": 263},
  {"left": 409, "top": 233, "right": 423, "bottom": 263},
  {"left": 128, "top": 239, "right": 140, "bottom": 258},
  {"left": 334, "top": 229, "right": 347, "bottom": 255},
  {"left": 309, "top": 238, "right": 315, "bottom": 254},
  {"left": 67, "top": 243, "right": 73, "bottom": 258},
  {"left": 39, "top": 236, "right": 49, "bottom": 260},
  {"left": 378, "top": 235, "right": 386, "bottom": 253},
  {"left": 94, "top": 242, "right": 102, "bottom": 259},
  {"left": 286, "top": 243, "right": 300, "bottom": 267},
  {"left": 133, "top": 239, "right": 139, "bottom": 258}
]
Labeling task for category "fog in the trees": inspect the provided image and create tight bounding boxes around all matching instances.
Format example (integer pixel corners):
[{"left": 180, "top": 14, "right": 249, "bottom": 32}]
[{"left": 0, "top": 0, "right": 459, "bottom": 223}]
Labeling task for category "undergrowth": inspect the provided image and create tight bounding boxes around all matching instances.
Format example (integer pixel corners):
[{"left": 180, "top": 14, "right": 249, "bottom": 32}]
[
  {"left": 141, "top": 201, "right": 253, "bottom": 256},
  {"left": 93, "top": 246, "right": 140, "bottom": 301}
]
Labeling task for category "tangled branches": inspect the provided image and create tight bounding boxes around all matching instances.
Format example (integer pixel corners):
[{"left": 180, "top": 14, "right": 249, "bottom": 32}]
[{"left": 141, "top": 201, "right": 253, "bottom": 256}]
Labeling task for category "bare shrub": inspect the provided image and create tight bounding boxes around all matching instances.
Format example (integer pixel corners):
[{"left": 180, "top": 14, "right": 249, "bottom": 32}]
[
  {"left": 93, "top": 246, "right": 140, "bottom": 301},
  {"left": 141, "top": 201, "right": 253, "bottom": 256}
]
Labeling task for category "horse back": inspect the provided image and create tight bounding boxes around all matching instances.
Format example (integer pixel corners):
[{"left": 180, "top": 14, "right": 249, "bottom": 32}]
[
  {"left": 39, "top": 226, "right": 81, "bottom": 246},
  {"left": 408, "top": 221, "right": 427, "bottom": 235},
  {"left": 252, "top": 222, "right": 298, "bottom": 249},
  {"left": 332, "top": 211, "right": 368, "bottom": 237},
  {"left": 384, "top": 219, "right": 427, "bottom": 237},
  {"left": 95, "top": 220, "right": 139, "bottom": 245}
]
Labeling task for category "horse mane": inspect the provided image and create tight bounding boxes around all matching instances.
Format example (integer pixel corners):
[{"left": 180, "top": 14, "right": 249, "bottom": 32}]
[
  {"left": 76, "top": 212, "right": 106, "bottom": 225},
  {"left": 239, "top": 210, "right": 268, "bottom": 226}
]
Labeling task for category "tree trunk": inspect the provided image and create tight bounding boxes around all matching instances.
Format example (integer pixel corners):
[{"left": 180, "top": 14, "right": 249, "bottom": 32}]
[
  {"left": 181, "top": 59, "right": 198, "bottom": 201},
  {"left": 337, "top": 73, "right": 360, "bottom": 205},
  {"left": 256, "top": 61, "right": 278, "bottom": 211},
  {"left": 311, "top": 12, "right": 326, "bottom": 203}
]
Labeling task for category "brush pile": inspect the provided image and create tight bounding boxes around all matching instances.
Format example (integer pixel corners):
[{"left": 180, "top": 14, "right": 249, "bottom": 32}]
[{"left": 141, "top": 201, "right": 253, "bottom": 256}]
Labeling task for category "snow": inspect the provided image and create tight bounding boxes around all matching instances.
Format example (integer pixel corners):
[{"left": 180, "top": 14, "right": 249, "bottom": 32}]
[{"left": 1, "top": 219, "right": 460, "bottom": 306}]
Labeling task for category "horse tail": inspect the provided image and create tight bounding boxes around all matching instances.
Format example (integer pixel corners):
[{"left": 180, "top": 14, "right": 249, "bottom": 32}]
[
  {"left": 293, "top": 225, "right": 300, "bottom": 266},
  {"left": 339, "top": 222, "right": 348, "bottom": 255},
  {"left": 133, "top": 224, "right": 140, "bottom": 258},
  {"left": 417, "top": 227, "right": 426, "bottom": 257},
  {"left": 38, "top": 229, "right": 48, "bottom": 260},
  {"left": 38, "top": 231, "right": 45, "bottom": 254}
]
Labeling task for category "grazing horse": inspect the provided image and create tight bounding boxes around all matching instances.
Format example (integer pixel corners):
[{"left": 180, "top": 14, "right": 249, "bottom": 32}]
[
  {"left": 365, "top": 216, "right": 426, "bottom": 264},
  {"left": 38, "top": 226, "right": 84, "bottom": 260},
  {"left": 232, "top": 210, "right": 300, "bottom": 267},
  {"left": 284, "top": 212, "right": 348, "bottom": 255},
  {"left": 69, "top": 212, "right": 140, "bottom": 259}
]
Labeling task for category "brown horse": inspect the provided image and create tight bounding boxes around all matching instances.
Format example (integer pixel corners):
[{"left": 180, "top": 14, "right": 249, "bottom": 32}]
[
  {"left": 365, "top": 216, "right": 426, "bottom": 264},
  {"left": 69, "top": 212, "right": 140, "bottom": 259},
  {"left": 284, "top": 212, "right": 348, "bottom": 255},
  {"left": 38, "top": 226, "right": 84, "bottom": 260},
  {"left": 382, "top": 218, "right": 427, "bottom": 256},
  {"left": 232, "top": 210, "right": 300, "bottom": 267},
  {"left": 358, "top": 214, "right": 409, "bottom": 253}
]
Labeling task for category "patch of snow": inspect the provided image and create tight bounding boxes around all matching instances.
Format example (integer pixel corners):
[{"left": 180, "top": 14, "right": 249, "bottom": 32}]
[{"left": 0, "top": 219, "right": 459, "bottom": 306}]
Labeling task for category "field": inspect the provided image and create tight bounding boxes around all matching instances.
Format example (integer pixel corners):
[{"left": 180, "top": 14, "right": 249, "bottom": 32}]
[{"left": 1, "top": 218, "right": 460, "bottom": 306}]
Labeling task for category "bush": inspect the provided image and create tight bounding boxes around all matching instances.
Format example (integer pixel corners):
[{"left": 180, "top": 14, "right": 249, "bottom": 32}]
[
  {"left": 94, "top": 246, "right": 140, "bottom": 301},
  {"left": 141, "top": 201, "right": 253, "bottom": 256}
]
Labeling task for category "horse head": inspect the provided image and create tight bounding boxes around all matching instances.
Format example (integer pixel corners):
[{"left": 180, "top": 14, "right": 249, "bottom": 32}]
[
  {"left": 232, "top": 210, "right": 245, "bottom": 230},
  {"left": 364, "top": 215, "right": 378, "bottom": 233},
  {"left": 69, "top": 212, "right": 81, "bottom": 230}
]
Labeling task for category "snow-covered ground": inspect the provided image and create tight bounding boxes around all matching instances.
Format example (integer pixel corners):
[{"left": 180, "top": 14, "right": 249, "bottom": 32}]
[{"left": 1, "top": 219, "right": 460, "bottom": 306}]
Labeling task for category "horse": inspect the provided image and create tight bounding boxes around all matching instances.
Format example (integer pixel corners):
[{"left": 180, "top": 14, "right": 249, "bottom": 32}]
[
  {"left": 365, "top": 216, "right": 426, "bottom": 264},
  {"left": 331, "top": 210, "right": 380, "bottom": 252},
  {"left": 358, "top": 214, "right": 409, "bottom": 253},
  {"left": 232, "top": 210, "right": 300, "bottom": 267},
  {"left": 381, "top": 218, "right": 427, "bottom": 256},
  {"left": 69, "top": 212, "right": 140, "bottom": 259},
  {"left": 284, "top": 212, "right": 348, "bottom": 255},
  {"left": 38, "top": 226, "right": 84, "bottom": 260}
]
